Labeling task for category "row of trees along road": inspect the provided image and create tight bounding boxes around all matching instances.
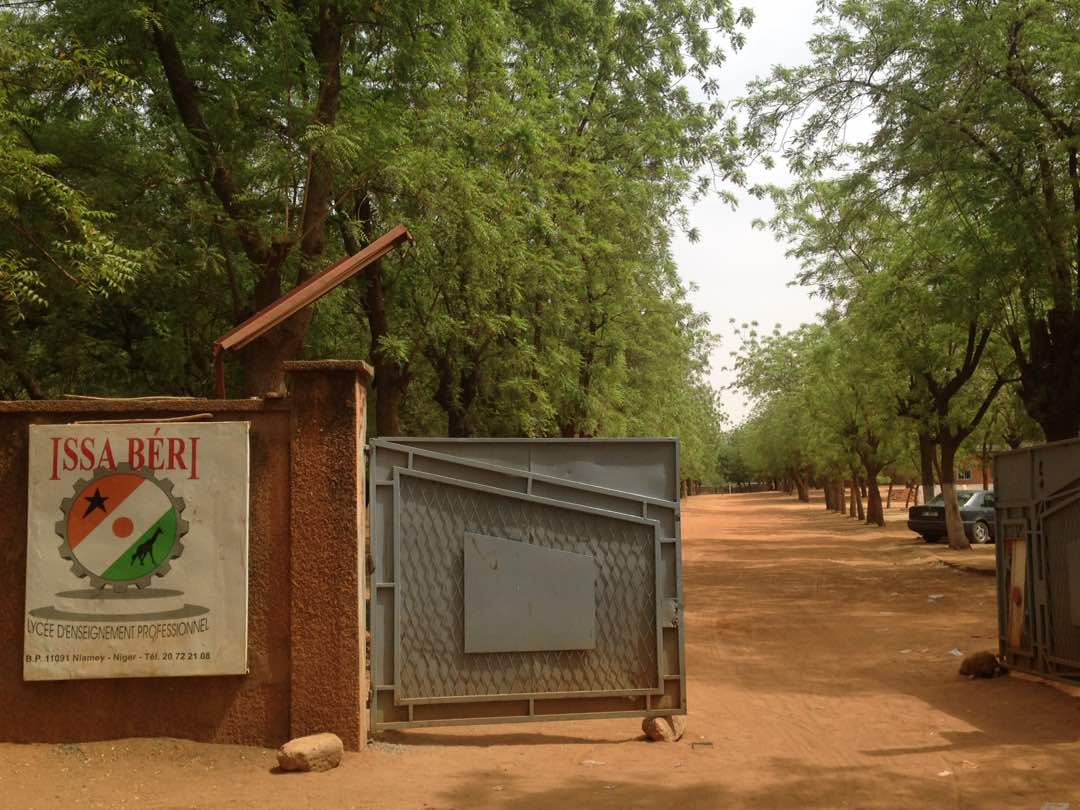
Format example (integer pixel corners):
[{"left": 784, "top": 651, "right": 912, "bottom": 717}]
[
  {"left": 727, "top": 0, "right": 1072, "bottom": 549},
  {"left": 0, "top": 1, "right": 753, "bottom": 487}
]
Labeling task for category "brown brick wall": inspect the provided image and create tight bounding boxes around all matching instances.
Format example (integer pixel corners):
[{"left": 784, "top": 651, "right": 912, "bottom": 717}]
[{"left": 0, "top": 361, "right": 370, "bottom": 749}]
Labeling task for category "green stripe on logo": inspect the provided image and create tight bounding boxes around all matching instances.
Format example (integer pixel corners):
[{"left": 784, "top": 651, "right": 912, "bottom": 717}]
[{"left": 102, "top": 510, "right": 177, "bottom": 582}]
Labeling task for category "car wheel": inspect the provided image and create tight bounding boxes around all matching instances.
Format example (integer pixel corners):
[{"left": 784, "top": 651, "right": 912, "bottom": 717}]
[{"left": 972, "top": 521, "right": 991, "bottom": 544}]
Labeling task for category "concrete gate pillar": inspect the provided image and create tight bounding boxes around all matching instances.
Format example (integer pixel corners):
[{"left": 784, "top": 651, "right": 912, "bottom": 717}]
[{"left": 284, "top": 360, "right": 372, "bottom": 749}]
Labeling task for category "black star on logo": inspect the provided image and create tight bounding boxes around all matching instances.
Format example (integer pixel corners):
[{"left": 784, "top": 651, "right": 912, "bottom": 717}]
[{"left": 82, "top": 488, "right": 109, "bottom": 518}]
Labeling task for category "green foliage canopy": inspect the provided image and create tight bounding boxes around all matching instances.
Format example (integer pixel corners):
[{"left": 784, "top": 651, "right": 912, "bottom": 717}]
[{"left": 1, "top": 0, "right": 743, "bottom": 485}]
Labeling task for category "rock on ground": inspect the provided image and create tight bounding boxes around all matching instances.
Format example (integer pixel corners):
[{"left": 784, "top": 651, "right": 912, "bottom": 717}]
[
  {"left": 642, "top": 715, "right": 687, "bottom": 742},
  {"left": 277, "top": 733, "right": 344, "bottom": 772},
  {"left": 959, "top": 650, "right": 1006, "bottom": 678}
]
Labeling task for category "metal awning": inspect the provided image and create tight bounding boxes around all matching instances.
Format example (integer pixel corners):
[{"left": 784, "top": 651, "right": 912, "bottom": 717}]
[{"left": 213, "top": 224, "right": 413, "bottom": 396}]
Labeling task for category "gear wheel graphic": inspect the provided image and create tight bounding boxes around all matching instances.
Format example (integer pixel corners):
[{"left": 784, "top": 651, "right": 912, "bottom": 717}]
[{"left": 55, "top": 463, "right": 188, "bottom": 592}]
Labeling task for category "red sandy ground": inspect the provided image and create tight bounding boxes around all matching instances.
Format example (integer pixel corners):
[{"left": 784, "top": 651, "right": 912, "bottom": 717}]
[{"left": 4, "top": 491, "right": 1078, "bottom": 809}]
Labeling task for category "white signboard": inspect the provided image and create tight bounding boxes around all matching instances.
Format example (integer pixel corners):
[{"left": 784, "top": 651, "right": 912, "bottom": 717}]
[{"left": 24, "top": 421, "right": 249, "bottom": 680}]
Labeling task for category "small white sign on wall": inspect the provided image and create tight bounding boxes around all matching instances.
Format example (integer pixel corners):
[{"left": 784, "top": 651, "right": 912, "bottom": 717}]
[{"left": 23, "top": 421, "right": 250, "bottom": 680}]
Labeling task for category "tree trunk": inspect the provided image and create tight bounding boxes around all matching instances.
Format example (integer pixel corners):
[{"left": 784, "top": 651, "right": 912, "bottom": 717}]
[
  {"left": 885, "top": 479, "right": 894, "bottom": 509},
  {"left": 865, "top": 468, "right": 884, "bottom": 526},
  {"left": 373, "top": 363, "right": 408, "bottom": 436},
  {"left": 340, "top": 205, "right": 411, "bottom": 437},
  {"left": 454, "top": 363, "right": 480, "bottom": 438},
  {"left": 795, "top": 474, "right": 810, "bottom": 503},
  {"left": 823, "top": 478, "right": 834, "bottom": 510},
  {"left": 241, "top": 264, "right": 313, "bottom": 395},
  {"left": 939, "top": 442, "right": 970, "bottom": 550},
  {"left": 360, "top": 264, "right": 408, "bottom": 434},
  {"left": 848, "top": 480, "right": 858, "bottom": 518},
  {"left": 853, "top": 474, "right": 865, "bottom": 522},
  {"left": 904, "top": 481, "right": 918, "bottom": 508},
  {"left": 447, "top": 406, "right": 469, "bottom": 437},
  {"left": 297, "top": 8, "right": 345, "bottom": 272},
  {"left": 430, "top": 350, "right": 477, "bottom": 437},
  {"left": 833, "top": 482, "right": 841, "bottom": 510},
  {"left": 918, "top": 431, "right": 936, "bottom": 505},
  {"left": 0, "top": 337, "right": 45, "bottom": 399}
]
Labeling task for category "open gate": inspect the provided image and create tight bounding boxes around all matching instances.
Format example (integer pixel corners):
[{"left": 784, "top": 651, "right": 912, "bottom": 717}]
[
  {"left": 996, "top": 438, "right": 1080, "bottom": 678},
  {"left": 368, "top": 438, "right": 686, "bottom": 731}
]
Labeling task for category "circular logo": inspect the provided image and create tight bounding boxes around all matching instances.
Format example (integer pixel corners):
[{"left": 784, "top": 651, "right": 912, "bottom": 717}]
[{"left": 55, "top": 464, "right": 188, "bottom": 592}]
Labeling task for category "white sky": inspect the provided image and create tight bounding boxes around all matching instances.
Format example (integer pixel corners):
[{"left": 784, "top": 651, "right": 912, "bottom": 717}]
[{"left": 673, "top": 0, "right": 825, "bottom": 424}]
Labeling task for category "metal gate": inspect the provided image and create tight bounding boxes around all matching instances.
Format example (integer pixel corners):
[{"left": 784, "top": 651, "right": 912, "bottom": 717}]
[
  {"left": 996, "top": 439, "right": 1080, "bottom": 678},
  {"left": 368, "top": 438, "right": 686, "bottom": 730}
]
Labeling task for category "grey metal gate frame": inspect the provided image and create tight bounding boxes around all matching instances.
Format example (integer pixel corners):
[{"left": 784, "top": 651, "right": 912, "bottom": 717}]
[
  {"left": 995, "top": 439, "right": 1080, "bottom": 679},
  {"left": 369, "top": 438, "right": 686, "bottom": 732},
  {"left": 380, "top": 437, "right": 681, "bottom": 502}
]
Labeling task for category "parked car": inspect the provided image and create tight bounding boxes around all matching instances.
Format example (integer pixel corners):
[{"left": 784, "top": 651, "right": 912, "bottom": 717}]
[{"left": 907, "top": 490, "right": 996, "bottom": 544}]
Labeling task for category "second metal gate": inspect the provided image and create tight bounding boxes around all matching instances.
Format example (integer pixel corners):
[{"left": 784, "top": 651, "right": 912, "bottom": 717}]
[{"left": 996, "top": 438, "right": 1080, "bottom": 678}]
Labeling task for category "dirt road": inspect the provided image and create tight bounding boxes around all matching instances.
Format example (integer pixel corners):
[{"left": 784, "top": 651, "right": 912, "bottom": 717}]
[{"left": 5, "top": 492, "right": 1079, "bottom": 809}]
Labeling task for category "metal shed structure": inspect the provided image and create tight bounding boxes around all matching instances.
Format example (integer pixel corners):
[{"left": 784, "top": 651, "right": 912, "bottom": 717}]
[{"left": 368, "top": 438, "right": 686, "bottom": 731}]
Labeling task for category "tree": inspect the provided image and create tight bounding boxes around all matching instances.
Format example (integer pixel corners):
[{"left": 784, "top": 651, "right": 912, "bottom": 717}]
[
  {"left": 743, "top": 0, "right": 1080, "bottom": 441},
  {"left": 758, "top": 171, "right": 1014, "bottom": 547},
  {"left": 338, "top": 0, "right": 751, "bottom": 438},
  {"left": 1, "top": 1, "right": 737, "bottom": 477},
  {"left": 731, "top": 323, "right": 819, "bottom": 502},
  {"left": 717, "top": 428, "right": 754, "bottom": 491},
  {"left": 0, "top": 13, "right": 143, "bottom": 397}
]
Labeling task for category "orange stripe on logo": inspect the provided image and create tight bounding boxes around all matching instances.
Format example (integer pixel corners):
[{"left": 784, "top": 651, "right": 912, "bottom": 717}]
[{"left": 67, "top": 473, "right": 145, "bottom": 548}]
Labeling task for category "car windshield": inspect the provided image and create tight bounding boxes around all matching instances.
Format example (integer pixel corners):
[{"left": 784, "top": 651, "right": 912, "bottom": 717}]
[{"left": 928, "top": 492, "right": 978, "bottom": 507}]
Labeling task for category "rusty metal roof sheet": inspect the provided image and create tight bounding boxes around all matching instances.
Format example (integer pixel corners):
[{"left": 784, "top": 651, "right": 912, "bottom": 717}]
[{"left": 213, "top": 224, "right": 412, "bottom": 396}]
